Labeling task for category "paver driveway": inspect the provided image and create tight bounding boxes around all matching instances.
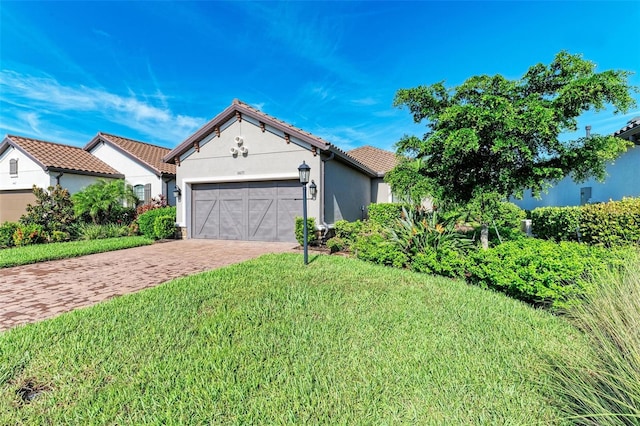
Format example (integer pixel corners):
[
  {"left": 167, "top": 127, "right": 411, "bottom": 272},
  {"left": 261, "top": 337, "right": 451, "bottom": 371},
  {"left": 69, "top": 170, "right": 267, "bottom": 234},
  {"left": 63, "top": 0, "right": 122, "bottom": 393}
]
[{"left": 0, "top": 240, "right": 296, "bottom": 332}]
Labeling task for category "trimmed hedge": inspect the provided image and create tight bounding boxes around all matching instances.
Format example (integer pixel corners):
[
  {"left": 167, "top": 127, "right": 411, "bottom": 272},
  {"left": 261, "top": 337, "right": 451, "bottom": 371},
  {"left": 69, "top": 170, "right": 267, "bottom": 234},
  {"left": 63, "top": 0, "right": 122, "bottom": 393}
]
[
  {"left": 137, "top": 207, "right": 176, "bottom": 239},
  {"left": 467, "top": 238, "right": 633, "bottom": 310},
  {"left": 153, "top": 215, "right": 176, "bottom": 240},
  {"left": 531, "top": 198, "right": 640, "bottom": 247}
]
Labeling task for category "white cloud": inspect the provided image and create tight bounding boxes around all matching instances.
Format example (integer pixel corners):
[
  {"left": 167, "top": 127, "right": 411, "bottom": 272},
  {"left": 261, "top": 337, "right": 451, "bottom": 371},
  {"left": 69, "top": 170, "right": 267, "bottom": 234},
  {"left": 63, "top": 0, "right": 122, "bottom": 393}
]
[{"left": 0, "top": 71, "right": 204, "bottom": 144}]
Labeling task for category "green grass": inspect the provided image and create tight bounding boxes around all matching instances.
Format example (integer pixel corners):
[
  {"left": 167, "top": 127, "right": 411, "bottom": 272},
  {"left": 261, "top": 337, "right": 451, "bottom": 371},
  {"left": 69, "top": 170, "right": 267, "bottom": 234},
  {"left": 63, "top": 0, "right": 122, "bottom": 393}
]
[
  {"left": 0, "top": 254, "right": 585, "bottom": 424},
  {"left": 0, "top": 236, "right": 154, "bottom": 268}
]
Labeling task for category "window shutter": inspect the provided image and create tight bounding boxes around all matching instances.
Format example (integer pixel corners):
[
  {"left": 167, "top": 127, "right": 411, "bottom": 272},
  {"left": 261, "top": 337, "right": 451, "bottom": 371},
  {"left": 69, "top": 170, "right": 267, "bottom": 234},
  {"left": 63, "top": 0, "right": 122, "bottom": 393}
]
[
  {"left": 9, "top": 159, "right": 18, "bottom": 175},
  {"left": 144, "top": 184, "right": 152, "bottom": 203}
]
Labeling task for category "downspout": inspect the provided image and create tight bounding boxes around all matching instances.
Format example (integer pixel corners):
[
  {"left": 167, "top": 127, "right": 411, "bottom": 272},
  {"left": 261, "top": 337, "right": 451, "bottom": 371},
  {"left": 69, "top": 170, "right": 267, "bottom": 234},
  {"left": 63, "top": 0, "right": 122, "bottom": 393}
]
[
  {"left": 55, "top": 172, "right": 64, "bottom": 186},
  {"left": 320, "top": 151, "right": 335, "bottom": 234}
]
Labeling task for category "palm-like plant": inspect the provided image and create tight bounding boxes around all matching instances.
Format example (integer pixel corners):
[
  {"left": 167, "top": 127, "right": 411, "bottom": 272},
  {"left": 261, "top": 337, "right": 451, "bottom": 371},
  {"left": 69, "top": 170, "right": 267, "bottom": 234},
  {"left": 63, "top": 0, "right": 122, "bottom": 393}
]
[{"left": 72, "top": 179, "right": 137, "bottom": 224}]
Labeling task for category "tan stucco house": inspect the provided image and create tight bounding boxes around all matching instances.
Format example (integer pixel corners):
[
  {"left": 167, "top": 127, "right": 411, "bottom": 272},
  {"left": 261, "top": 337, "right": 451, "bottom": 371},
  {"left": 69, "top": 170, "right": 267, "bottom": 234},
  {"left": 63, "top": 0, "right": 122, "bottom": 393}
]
[
  {"left": 85, "top": 132, "right": 177, "bottom": 206},
  {"left": 0, "top": 135, "right": 123, "bottom": 222},
  {"left": 164, "top": 99, "right": 397, "bottom": 242}
]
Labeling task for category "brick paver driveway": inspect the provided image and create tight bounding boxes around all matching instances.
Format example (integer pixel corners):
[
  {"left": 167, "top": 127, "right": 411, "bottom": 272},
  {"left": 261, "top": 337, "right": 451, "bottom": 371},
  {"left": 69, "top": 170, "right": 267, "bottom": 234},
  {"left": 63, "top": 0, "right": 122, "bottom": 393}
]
[{"left": 0, "top": 240, "right": 296, "bottom": 332}]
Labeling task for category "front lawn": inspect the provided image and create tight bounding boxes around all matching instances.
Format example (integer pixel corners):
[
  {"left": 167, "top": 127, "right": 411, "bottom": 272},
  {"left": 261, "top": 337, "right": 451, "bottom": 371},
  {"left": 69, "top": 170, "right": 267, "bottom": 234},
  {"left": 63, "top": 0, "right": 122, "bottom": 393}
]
[
  {"left": 0, "top": 236, "right": 154, "bottom": 268},
  {"left": 0, "top": 254, "right": 584, "bottom": 424}
]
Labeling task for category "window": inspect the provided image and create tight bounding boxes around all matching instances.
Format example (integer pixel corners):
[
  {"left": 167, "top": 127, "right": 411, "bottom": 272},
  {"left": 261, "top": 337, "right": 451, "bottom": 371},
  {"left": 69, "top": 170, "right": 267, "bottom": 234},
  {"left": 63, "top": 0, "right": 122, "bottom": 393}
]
[
  {"left": 134, "top": 184, "right": 152, "bottom": 205},
  {"left": 9, "top": 159, "right": 18, "bottom": 176},
  {"left": 133, "top": 184, "right": 145, "bottom": 204}
]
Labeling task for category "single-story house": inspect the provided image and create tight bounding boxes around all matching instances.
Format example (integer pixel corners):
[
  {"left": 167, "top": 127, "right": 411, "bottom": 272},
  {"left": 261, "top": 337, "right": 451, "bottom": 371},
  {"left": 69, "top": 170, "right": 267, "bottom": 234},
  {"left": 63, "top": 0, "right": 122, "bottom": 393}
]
[
  {"left": 513, "top": 117, "right": 640, "bottom": 210},
  {"left": 85, "top": 132, "right": 177, "bottom": 206},
  {"left": 164, "top": 99, "right": 398, "bottom": 242},
  {"left": 0, "top": 135, "right": 123, "bottom": 222}
]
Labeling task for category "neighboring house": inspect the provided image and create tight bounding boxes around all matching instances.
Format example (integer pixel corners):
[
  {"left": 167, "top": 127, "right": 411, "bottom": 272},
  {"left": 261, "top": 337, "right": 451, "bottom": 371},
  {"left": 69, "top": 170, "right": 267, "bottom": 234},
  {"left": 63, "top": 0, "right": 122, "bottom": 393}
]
[
  {"left": 164, "top": 99, "right": 396, "bottom": 242},
  {"left": 0, "top": 135, "right": 123, "bottom": 222},
  {"left": 513, "top": 117, "right": 640, "bottom": 210},
  {"left": 85, "top": 132, "right": 177, "bottom": 207},
  {"left": 347, "top": 145, "right": 399, "bottom": 203}
]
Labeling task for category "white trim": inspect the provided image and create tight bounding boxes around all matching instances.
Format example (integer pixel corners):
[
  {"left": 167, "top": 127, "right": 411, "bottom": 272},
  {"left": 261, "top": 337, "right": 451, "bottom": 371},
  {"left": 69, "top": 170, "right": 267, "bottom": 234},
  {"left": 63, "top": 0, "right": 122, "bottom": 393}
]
[{"left": 183, "top": 172, "right": 299, "bottom": 185}]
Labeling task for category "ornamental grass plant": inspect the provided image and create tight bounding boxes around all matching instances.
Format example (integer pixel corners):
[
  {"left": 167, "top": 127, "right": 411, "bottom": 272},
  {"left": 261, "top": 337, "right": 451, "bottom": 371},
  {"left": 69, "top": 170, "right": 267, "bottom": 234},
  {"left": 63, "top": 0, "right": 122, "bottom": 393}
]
[{"left": 549, "top": 256, "right": 640, "bottom": 425}]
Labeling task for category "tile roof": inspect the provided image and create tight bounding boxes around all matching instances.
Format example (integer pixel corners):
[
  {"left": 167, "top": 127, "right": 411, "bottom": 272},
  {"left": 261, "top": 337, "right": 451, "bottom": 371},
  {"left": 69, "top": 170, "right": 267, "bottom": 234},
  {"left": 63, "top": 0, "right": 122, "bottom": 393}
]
[
  {"left": 2, "top": 135, "right": 123, "bottom": 177},
  {"left": 88, "top": 133, "right": 176, "bottom": 176},
  {"left": 347, "top": 145, "right": 399, "bottom": 174},
  {"left": 614, "top": 116, "right": 640, "bottom": 143}
]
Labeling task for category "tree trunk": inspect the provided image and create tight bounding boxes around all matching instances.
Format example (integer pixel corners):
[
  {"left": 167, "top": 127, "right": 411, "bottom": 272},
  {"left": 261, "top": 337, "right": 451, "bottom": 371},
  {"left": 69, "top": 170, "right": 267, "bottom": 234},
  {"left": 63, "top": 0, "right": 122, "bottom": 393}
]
[{"left": 481, "top": 222, "right": 489, "bottom": 250}]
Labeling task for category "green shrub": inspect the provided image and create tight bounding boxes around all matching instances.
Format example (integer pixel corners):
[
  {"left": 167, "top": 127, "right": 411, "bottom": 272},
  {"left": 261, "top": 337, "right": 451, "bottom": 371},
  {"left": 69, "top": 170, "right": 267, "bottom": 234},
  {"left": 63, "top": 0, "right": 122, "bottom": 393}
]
[
  {"left": 547, "top": 258, "right": 640, "bottom": 425},
  {"left": 326, "top": 236, "right": 345, "bottom": 253},
  {"left": 12, "top": 224, "right": 47, "bottom": 246},
  {"left": 153, "top": 215, "right": 176, "bottom": 239},
  {"left": 467, "top": 238, "right": 632, "bottom": 310},
  {"left": 50, "top": 230, "right": 70, "bottom": 243},
  {"left": 20, "top": 185, "right": 76, "bottom": 236},
  {"left": 333, "top": 219, "right": 364, "bottom": 250},
  {"left": 0, "top": 222, "right": 20, "bottom": 248},
  {"left": 294, "top": 216, "right": 317, "bottom": 246},
  {"left": 367, "top": 203, "right": 405, "bottom": 229},
  {"left": 78, "top": 223, "right": 129, "bottom": 240},
  {"left": 410, "top": 247, "right": 468, "bottom": 278},
  {"left": 137, "top": 207, "right": 176, "bottom": 239},
  {"left": 354, "top": 232, "right": 408, "bottom": 268},
  {"left": 580, "top": 197, "right": 640, "bottom": 247}
]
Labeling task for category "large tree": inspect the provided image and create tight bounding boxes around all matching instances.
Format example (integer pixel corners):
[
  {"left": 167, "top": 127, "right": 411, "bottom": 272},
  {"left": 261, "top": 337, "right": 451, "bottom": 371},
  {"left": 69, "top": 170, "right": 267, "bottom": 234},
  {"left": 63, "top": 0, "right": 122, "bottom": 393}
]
[{"left": 391, "top": 51, "right": 637, "bottom": 247}]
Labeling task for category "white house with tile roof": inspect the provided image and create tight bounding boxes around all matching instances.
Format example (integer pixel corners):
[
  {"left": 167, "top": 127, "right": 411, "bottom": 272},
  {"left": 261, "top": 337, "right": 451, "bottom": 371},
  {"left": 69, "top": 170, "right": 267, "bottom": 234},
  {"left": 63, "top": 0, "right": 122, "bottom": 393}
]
[
  {"left": 513, "top": 117, "right": 640, "bottom": 210},
  {"left": 164, "top": 99, "right": 397, "bottom": 242},
  {"left": 0, "top": 135, "right": 124, "bottom": 222},
  {"left": 85, "top": 132, "right": 177, "bottom": 207}
]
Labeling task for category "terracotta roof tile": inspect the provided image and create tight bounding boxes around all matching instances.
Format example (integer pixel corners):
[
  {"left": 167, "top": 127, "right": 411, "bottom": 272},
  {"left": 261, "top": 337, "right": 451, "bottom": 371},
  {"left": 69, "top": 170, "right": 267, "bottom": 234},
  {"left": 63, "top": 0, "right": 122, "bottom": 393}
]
[
  {"left": 614, "top": 116, "right": 640, "bottom": 142},
  {"left": 347, "top": 145, "right": 398, "bottom": 174},
  {"left": 96, "top": 133, "right": 176, "bottom": 176},
  {"left": 4, "top": 135, "right": 123, "bottom": 176}
]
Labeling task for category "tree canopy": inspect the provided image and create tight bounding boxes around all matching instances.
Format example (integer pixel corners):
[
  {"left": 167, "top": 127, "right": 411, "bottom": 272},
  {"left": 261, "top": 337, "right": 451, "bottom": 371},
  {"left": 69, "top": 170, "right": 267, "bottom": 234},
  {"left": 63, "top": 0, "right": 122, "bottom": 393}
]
[{"left": 389, "top": 51, "right": 637, "bottom": 206}]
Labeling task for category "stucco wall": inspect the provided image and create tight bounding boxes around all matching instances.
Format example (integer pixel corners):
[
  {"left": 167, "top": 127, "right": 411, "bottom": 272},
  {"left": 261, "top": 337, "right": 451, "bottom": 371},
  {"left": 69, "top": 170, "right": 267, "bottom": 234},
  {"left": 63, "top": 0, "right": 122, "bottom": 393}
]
[
  {"left": 89, "top": 142, "right": 164, "bottom": 201},
  {"left": 324, "top": 159, "right": 371, "bottom": 223},
  {"left": 513, "top": 145, "right": 640, "bottom": 210},
  {"left": 175, "top": 119, "right": 321, "bottom": 227},
  {"left": 52, "top": 173, "right": 112, "bottom": 194},
  {"left": 371, "top": 178, "right": 393, "bottom": 203},
  {"left": 0, "top": 146, "right": 49, "bottom": 191}
]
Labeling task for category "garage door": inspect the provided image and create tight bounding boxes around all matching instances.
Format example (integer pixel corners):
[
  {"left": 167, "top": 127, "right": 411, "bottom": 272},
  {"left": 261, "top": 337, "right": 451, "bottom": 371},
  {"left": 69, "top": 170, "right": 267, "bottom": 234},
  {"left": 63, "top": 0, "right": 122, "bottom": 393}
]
[
  {"left": 191, "top": 180, "right": 302, "bottom": 242},
  {"left": 0, "top": 190, "right": 36, "bottom": 223}
]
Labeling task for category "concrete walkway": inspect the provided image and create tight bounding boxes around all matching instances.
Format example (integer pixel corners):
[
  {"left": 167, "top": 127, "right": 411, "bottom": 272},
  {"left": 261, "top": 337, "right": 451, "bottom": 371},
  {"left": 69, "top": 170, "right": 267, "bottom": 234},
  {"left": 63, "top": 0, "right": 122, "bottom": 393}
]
[{"left": 0, "top": 240, "right": 296, "bottom": 332}]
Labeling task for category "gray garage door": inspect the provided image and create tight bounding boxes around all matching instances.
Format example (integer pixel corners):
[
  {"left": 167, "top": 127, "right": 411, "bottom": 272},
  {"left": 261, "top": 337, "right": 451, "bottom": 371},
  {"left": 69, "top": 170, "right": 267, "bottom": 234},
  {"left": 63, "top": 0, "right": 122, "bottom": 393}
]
[{"left": 191, "top": 180, "right": 302, "bottom": 242}]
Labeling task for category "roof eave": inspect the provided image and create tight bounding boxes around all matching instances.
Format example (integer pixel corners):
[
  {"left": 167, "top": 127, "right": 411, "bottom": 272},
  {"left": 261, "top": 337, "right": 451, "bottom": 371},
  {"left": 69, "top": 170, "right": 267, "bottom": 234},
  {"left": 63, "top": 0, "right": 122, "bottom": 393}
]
[{"left": 46, "top": 166, "right": 125, "bottom": 179}]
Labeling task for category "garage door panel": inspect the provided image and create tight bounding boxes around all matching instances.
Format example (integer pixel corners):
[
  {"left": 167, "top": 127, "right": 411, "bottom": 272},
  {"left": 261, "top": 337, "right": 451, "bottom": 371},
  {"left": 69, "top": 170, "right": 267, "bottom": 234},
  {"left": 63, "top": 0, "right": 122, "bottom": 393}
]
[
  {"left": 193, "top": 199, "right": 219, "bottom": 238},
  {"left": 220, "top": 198, "right": 245, "bottom": 240},
  {"left": 249, "top": 198, "right": 276, "bottom": 241}
]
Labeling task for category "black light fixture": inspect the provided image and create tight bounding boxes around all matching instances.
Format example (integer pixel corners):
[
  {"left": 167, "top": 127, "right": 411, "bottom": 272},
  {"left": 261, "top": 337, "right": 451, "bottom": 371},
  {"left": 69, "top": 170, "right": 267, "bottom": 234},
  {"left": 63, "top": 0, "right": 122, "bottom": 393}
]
[
  {"left": 298, "top": 161, "right": 311, "bottom": 265},
  {"left": 173, "top": 185, "right": 181, "bottom": 199},
  {"left": 298, "top": 161, "right": 310, "bottom": 184},
  {"left": 309, "top": 180, "right": 317, "bottom": 200}
]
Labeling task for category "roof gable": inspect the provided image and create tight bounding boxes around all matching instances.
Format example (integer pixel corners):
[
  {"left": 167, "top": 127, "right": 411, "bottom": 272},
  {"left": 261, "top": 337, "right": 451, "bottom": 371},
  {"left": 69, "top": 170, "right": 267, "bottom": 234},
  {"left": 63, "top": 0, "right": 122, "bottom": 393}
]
[
  {"left": 163, "top": 99, "right": 379, "bottom": 177},
  {"left": 1, "top": 135, "right": 124, "bottom": 177},
  {"left": 347, "top": 146, "right": 398, "bottom": 174},
  {"left": 86, "top": 132, "right": 176, "bottom": 176}
]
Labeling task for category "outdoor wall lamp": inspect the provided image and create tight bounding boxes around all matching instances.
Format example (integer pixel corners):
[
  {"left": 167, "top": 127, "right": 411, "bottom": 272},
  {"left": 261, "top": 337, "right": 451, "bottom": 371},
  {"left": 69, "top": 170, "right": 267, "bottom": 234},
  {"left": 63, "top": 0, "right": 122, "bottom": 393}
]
[
  {"left": 173, "top": 185, "right": 182, "bottom": 199},
  {"left": 298, "top": 161, "right": 311, "bottom": 265},
  {"left": 309, "top": 180, "right": 317, "bottom": 200}
]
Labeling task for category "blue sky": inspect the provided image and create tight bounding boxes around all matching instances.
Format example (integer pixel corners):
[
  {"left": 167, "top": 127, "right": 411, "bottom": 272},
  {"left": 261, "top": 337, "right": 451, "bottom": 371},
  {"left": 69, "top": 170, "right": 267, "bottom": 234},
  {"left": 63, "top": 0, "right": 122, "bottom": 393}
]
[{"left": 1, "top": 1, "right": 639, "bottom": 152}]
